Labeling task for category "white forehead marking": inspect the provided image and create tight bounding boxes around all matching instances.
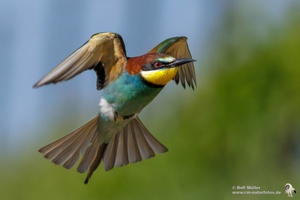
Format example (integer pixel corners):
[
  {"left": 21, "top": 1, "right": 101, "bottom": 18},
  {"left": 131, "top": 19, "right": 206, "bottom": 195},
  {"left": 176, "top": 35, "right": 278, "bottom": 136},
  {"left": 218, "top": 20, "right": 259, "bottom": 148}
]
[{"left": 157, "top": 56, "right": 176, "bottom": 63}]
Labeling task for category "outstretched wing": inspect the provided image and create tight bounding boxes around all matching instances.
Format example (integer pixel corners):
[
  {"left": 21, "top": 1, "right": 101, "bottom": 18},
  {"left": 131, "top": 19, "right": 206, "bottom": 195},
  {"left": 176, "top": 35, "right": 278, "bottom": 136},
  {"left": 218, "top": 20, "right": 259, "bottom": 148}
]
[
  {"left": 149, "top": 37, "right": 196, "bottom": 89},
  {"left": 33, "top": 32, "right": 127, "bottom": 90}
]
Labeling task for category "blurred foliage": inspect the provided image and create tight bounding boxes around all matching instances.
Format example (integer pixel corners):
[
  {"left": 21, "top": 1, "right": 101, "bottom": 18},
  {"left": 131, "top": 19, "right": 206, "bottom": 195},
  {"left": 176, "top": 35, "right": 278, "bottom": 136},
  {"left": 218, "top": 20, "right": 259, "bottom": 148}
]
[{"left": 2, "top": 4, "right": 300, "bottom": 200}]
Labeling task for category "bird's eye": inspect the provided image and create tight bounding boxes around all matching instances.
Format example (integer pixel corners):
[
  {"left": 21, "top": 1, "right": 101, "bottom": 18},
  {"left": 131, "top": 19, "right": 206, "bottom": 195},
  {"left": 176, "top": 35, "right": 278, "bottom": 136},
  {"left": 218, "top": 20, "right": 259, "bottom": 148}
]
[{"left": 154, "top": 61, "right": 162, "bottom": 68}]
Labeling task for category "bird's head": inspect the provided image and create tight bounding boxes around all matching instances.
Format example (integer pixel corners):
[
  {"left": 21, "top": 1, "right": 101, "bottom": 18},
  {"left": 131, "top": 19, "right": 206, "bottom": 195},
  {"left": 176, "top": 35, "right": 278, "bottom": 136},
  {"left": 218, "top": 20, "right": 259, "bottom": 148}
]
[{"left": 126, "top": 53, "right": 195, "bottom": 86}]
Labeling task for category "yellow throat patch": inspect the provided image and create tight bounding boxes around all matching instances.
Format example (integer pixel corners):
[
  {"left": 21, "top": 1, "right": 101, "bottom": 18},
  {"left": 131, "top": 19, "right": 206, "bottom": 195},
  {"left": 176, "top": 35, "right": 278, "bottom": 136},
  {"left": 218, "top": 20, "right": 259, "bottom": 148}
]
[{"left": 141, "top": 67, "right": 178, "bottom": 86}]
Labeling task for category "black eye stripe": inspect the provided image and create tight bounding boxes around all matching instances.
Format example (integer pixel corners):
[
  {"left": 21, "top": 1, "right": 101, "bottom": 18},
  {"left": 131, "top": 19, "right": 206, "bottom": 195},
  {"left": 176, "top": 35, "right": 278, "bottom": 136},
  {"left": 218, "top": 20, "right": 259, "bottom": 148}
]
[
  {"left": 141, "top": 56, "right": 175, "bottom": 71},
  {"left": 141, "top": 63, "right": 153, "bottom": 71}
]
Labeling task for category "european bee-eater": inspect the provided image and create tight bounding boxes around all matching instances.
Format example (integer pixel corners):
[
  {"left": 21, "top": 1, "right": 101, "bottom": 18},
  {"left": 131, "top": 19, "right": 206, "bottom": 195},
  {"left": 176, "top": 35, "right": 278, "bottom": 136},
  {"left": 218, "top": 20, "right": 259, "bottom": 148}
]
[{"left": 34, "top": 32, "right": 196, "bottom": 184}]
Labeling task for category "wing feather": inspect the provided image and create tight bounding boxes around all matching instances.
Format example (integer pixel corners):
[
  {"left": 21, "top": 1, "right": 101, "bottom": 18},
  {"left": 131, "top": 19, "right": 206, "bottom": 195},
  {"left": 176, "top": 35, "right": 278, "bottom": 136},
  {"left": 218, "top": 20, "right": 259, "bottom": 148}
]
[
  {"left": 33, "top": 32, "right": 127, "bottom": 90},
  {"left": 149, "top": 37, "right": 196, "bottom": 89}
]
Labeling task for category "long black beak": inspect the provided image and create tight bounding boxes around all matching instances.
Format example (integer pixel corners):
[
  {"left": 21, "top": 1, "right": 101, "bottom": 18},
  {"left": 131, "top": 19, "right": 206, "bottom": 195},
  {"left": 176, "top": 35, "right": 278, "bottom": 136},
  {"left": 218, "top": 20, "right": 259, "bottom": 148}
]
[{"left": 169, "top": 58, "right": 196, "bottom": 68}]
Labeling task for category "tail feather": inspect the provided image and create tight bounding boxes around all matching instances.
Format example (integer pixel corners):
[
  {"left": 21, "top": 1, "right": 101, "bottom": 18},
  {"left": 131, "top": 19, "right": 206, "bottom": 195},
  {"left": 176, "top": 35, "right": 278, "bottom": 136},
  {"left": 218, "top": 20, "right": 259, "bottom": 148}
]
[
  {"left": 132, "top": 118, "right": 157, "bottom": 158},
  {"left": 102, "top": 117, "right": 168, "bottom": 170},
  {"left": 40, "top": 116, "right": 97, "bottom": 161},
  {"left": 84, "top": 144, "right": 106, "bottom": 184},
  {"left": 126, "top": 123, "right": 143, "bottom": 164},
  {"left": 134, "top": 117, "right": 168, "bottom": 153},
  {"left": 114, "top": 129, "right": 129, "bottom": 167},
  {"left": 103, "top": 134, "right": 118, "bottom": 171},
  {"left": 77, "top": 130, "right": 100, "bottom": 173},
  {"left": 54, "top": 124, "right": 96, "bottom": 168},
  {"left": 39, "top": 115, "right": 168, "bottom": 184},
  {"left": 62, "top": 123, "right": 98, "bottom": 169}
]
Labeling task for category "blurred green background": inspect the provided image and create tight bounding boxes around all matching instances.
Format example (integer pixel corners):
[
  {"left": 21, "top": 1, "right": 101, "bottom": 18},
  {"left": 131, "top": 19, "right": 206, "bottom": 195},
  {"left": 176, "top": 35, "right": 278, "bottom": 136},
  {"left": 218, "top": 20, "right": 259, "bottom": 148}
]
[{"left": 1, "top": 1, "right": 300, "bottom": 199}]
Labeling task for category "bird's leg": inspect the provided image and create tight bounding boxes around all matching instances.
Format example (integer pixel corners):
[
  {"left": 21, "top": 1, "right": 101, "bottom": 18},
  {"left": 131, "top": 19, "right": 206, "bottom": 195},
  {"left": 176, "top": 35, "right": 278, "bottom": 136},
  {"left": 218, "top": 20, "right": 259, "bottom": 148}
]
[{"left": 113, "top": 110, "right": 134, "bottom": 122}]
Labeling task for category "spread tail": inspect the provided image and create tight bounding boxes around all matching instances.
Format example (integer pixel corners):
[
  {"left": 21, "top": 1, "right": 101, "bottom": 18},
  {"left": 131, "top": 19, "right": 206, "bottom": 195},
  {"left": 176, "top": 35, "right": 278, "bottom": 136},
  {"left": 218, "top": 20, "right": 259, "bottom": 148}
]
[{"left": 39, "top": 115, "right": 168, "bottom": 184}]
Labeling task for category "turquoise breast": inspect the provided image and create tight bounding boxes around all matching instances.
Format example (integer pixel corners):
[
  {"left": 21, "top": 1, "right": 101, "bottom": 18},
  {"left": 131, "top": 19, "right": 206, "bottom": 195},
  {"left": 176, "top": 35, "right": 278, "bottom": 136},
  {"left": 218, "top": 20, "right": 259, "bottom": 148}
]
[{"left": 103, "top": 72, "right": 163, "bottom": 116}]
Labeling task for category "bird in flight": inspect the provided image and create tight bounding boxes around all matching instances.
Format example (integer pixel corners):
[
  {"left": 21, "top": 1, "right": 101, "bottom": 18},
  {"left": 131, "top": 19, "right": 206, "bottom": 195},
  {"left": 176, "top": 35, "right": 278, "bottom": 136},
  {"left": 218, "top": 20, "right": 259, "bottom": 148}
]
[{"left": 34, "top": 32, "right": 196, "bottom": 184}]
